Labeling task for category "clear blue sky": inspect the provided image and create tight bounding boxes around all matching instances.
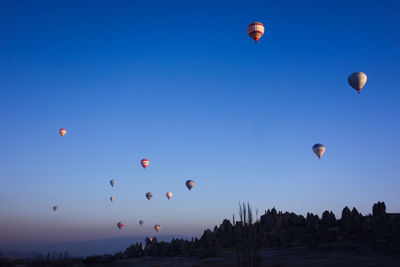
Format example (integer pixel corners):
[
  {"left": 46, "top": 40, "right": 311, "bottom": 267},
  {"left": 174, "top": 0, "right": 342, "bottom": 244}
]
[{"left": 1, "top": 0, "right": 400, "bottom": 243}]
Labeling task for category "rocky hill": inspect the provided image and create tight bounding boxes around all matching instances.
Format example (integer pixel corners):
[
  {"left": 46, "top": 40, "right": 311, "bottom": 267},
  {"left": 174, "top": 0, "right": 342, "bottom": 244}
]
[{"left": 83, "top": 201, "right": 400, "bottom": 265}]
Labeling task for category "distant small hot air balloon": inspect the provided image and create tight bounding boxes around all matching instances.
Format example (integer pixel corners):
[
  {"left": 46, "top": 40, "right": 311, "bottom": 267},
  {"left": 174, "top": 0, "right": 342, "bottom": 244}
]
[
  {"left": 154, "top": 224, "right": 161, "bottom": 232},
  {"left": 139, "top": 220, "right": 144, "bottom": 226},
  {"left": 146, "top": 192, "right": 153, "bottom": 200},
  {"left": 147, "top": 237, "right": 153, "bottom": 243},
  {"left": 59, "top": 128, "right": 67, "bottom": 136},
  {"left": 110, "top": 196, "right": 115, "bottom": 202},
  {"left": 348, "top": 72, "right": 367, "bottom": 93},
  {"left": 186, "top": 180, "right": 194, "bottom": 191},
  {"left": 312, "top": 144, "right": 326, "bottom": 159},
  {"left": 117, "top": 222, "right": 124, "bottom": 230},
  {"left": 141, "top": 159, "right": 149, "bottom": 169},
  {"left": 166, "top": 192, "right": 172, "bottom": 200},
  {"left": 53, "top": 206, "right": 58, "bottom": 211},
  {"left": 110, "top": 179, "right": 116, "bottom": 187},
  {"left": 247, "top": 22, "right": 265, "bottom": 43}
]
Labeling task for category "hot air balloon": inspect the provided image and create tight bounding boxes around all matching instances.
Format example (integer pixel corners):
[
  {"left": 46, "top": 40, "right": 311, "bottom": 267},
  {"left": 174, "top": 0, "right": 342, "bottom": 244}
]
[
  {"left": 247, "top": 22, "right": 265, "bottom": 43},
  {"left": 53, "top": 206, "right": 58, "bottom": 211},
  {"left": 59, "top": 128, "right": 67, "bottom": 136},
  {"left": 139, "top": 220, "right": 144, "bottom": 226},
  {"left": 110, "top": 196, "right": 115, "bottom": 202},
  {"left": 166, "top": 192, "right": 172, "bottom": 200},
  {"left": 146, "top": 237, "right": 153, "bottom": 243},
  {"left": 186, "top": 180, "right": 194, "bottom": 191},
  {"left": 141, "top": 159, "right": 149, "bottom": 169},
  {"left": 146, "top": 192, "right": 153, "bottom": 200},
  {"left": 312, "top": 144, "right": 326, "bottom": 159},
  {"left": 110, "top": 179, "right": 116, "bottom": 187},
  {"left": 117, "top": 222, "right": 124, "bottom": 230},
  {"left": 348, "top": 72, "right": 367, "bottom": 93},
  {"left": 154, "top": 224, "right": 161, "bottom": 232}
]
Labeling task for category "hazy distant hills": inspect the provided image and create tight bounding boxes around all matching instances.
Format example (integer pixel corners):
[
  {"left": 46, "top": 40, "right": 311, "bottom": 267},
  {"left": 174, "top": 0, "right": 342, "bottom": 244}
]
[{"left": 0, "top": 235, "right": 190, "bottom": 257}]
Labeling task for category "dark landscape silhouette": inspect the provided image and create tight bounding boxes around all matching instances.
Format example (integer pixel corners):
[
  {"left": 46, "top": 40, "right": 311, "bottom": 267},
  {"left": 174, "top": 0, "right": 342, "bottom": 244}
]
[{"left": 1, "top": 201, "right": 400, "bottom": 266}]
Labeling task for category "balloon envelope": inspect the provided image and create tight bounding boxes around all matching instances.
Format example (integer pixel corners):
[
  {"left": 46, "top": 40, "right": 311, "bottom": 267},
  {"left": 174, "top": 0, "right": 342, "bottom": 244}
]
[
  {"left": 146, "top": 192, "right": 153, "bottom": 200},
  {"left": 59, "top": 128, "right": 67, "bottom": 136},
  {"left": 110, "top": 196, "right": 115, "bottom": 202},
  {"left": 247, "top": 22, "right": 265, "bottom": 43},
  {"left": 141, "top": 159, "right": 149, "bottom": 169},
  {"left": 312, "top": 144, "right": 326, "bottom": 159},
  {"left": 53, "top": 206, "right": 58, "bottom": 211},
  {"left": 186, "top": 180, "right": 194, "bottom": 191},
  {"left": 110, "top": 179, "right": 116, "bottom": 187},
  {"left": 139, "top": 220, "right": 144, "bottom": 226},
  {"left": 166, "top": 192, "right": 172, "bottom": 200},
  {"left": 154, "top": 224, "right": 161, "bottom": 232},
  {"left": 348, "top": 72, "right": 367, "bottom": 93},
  {"left": 117, "top": 222, "right": 124, "bottom": 229}
]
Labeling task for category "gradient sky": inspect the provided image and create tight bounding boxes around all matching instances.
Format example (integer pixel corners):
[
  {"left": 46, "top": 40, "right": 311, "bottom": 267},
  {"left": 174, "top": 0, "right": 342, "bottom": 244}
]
[{"left": 1, "top": 0, "right": 400, "bottom": 244}]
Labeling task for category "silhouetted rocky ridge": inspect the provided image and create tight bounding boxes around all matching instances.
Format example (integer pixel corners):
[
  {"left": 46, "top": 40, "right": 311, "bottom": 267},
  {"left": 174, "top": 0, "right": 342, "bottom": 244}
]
[{"left": 82, "top": 201, "right": 399, "bottom": 265}]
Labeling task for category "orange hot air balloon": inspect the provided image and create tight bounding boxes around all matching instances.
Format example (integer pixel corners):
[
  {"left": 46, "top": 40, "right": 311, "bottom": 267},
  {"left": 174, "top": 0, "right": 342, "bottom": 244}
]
[
  {"left": 59, "top": 128, "right": 67, "bottom": 136},
  {"left": 247, "top": 22, "right": 265, "bottom": 43},
  {"left": 141, "top": 159, "right": 149, "bottom": 169}
]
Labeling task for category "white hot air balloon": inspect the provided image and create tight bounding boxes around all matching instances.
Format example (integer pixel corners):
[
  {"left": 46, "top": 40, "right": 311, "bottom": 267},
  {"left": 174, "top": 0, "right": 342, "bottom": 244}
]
[{"left": 348, "top": 72, "right": 367, "bottom": 93}]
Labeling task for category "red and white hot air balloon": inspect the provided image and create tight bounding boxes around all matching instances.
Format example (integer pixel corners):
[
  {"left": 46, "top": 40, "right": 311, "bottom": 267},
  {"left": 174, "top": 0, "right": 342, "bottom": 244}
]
[
  {"left": 141, "top": 159, "right": 149, "bottom": 169},
  {"left": 117, "top": 222, "right": 124, "bottom": 230},
  {"left": 59, "top": 128, "right": 67, "bottom": 136},
  {"left": 247, "top": 22, "right": 265, "bottom": 43}
]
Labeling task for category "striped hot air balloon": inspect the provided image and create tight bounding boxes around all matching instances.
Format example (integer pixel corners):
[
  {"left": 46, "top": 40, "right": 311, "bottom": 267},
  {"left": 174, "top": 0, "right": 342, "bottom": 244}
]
[
  {"left": 141, "top": 159, "right": 149, "bottom": 169},
  {"left": 59, "top": 128, "right": 67, "bottom": 136},
  {"left": 312, "top": 144, "right": 326, "bottom": 159},
  {"left": 247, "top": 22, "right": 265, "bottom": 43},
  {"left": 348, "top": 72, "right": 367, "bottom": 93}
]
